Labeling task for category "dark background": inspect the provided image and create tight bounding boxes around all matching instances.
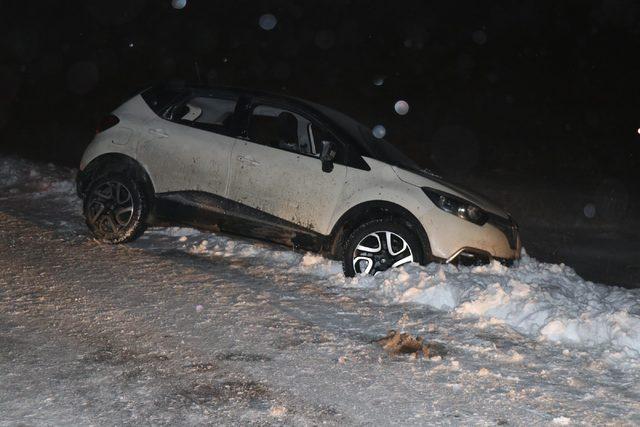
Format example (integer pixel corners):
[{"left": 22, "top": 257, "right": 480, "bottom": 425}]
[{"left": 1, "top": 0, "right": 639, "bottom": 286}]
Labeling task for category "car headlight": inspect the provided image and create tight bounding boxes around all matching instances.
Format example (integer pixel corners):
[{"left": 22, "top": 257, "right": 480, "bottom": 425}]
[{"left": 422, "top": 188, "right": 488, "bottom": 225}]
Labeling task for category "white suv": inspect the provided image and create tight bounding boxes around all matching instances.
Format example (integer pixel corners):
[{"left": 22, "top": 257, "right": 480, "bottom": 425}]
[{"left": 77, "top": 83, "right": 521, "bottom": 276}]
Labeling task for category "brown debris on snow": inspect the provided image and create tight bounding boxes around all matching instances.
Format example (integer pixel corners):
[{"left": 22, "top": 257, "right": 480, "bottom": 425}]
[{"left": 376, "top": 330, "right": 447, "bottom": 359}]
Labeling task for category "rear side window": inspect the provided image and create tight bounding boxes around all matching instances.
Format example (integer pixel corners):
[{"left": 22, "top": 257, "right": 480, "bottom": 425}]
[
  {"left": 166, "top": 95, "right": 238, "bottom": 133},
  {"left": 141, "top": 85, "right": 185, "bottom": 115}
]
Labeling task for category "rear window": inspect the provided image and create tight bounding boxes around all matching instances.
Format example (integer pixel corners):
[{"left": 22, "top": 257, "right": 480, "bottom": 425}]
[{"left": 172, "top": 96, "right": 237, "bottom": 127}]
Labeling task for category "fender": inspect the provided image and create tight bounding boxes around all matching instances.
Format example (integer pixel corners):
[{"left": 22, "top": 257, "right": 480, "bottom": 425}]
[
  {"left": 327, "top": 200, "right": 432, "bottom": 262},
  {"left": 76, "top": 153, "right": 155, "bottom": 200}
]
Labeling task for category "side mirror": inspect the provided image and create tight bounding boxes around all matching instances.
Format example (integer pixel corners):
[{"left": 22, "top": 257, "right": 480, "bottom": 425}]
[{"left": 320, "top": 140, "right": 337, "bottom": 173}]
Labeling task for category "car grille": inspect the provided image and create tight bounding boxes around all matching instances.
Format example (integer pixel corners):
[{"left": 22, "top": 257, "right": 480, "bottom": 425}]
[{"left": 488, "top": 214, "right": 518, "bottom": 250}]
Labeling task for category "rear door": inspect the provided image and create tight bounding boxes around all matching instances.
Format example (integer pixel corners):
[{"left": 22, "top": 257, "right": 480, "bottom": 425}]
[
  {"left": 227, "top": 100, "right": 347, "bottom": 234},
  {"left": 137, "top": 90, "right": 241, "bottom": 197}
]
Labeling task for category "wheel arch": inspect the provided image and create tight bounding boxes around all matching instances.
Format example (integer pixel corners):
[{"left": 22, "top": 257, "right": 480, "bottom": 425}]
[
  {"left": 327, "top": 200, "right": 432, "bottom": 263},
  {"left": 77, "top": 153, "right": 155, "bottom": 201}
]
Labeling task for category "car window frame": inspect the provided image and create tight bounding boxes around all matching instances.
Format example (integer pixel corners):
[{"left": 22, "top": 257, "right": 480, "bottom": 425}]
[
  {"left": 239, "top": 97, "right": 350, "bottom": 164},
  {"left": 307, "top": 123, "right": 318, "bottom": 155},
  {"left": 160, "top": 88, "right": 244, "bottom": 139},
  {"left": 246, "top": 104, "right": 318, "bottom": 157}
]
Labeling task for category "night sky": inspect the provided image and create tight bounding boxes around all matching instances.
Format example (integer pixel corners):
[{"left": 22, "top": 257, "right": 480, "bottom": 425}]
[
  {"left": 1, "top": 0, "right": 639, "bottom": 284},
  {"left": 1, "top": 0, "right": 639, "bottom": 178}
]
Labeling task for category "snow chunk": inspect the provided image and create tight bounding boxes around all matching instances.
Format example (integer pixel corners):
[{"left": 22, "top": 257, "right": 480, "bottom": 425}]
[
  {"left": 157, "top": 227, "right": 202, "bottom": 237},
  {"left": 552, "top": 416, "right": 571, "bottom": 425},
  {"left": 269, "top": 405, "right": 287, "bottom": 417}
]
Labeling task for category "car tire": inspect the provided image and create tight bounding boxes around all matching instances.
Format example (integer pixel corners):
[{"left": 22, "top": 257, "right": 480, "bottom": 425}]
[
  {"left": 343, "top": 219, "right": 423, "bottom": 277},
  {"left": 83, "top": 172, "right": 148, "bottom": 244}
]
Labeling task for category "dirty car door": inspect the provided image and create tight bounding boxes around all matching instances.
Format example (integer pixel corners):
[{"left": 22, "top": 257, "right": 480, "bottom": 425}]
[
  {"left": 136, "top": 91, "right": 240, "bottom": 197},
  {"left": 227, "top": 103, "right": 346, "bottom": 235}
]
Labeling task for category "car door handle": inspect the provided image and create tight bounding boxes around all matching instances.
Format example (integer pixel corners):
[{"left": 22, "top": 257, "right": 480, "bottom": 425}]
[
  {"left": 148, "top": 128, "right": 169, "bottom": 138},
  {"left": 237, "top": 155, "right": 260, "bottom": 166}
]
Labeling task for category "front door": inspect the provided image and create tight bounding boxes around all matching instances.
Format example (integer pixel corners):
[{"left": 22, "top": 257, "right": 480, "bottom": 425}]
[{"left": 227, "top": 103, "right": 347, "bottom": 235}]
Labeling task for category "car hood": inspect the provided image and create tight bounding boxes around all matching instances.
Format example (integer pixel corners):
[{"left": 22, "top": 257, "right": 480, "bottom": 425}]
[{"left": 392, "top": 166, "right": 510, "bottom": 219}]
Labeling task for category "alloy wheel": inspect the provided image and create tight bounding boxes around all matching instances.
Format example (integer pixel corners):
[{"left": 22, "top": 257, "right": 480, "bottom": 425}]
[
  {"left": 352, "top": 230, "right": 414, "bottom": 275},
  {"left": 86, "top": 181, "right": 134, "bottom": 235}
]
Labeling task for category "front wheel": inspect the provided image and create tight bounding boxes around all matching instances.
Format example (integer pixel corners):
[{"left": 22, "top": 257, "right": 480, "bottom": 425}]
[
  {"left": 343, "top": 219, "right": 423, "bottom": 277},
  {"left": 83, "top": 173, "right": 148, "bottom": 243}
]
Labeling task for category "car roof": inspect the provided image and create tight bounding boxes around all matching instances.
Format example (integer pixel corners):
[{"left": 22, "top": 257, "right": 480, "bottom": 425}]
[
  {"left": 176, "top": 82, "right": 321, "bottom": 108},
  {"left": 185, "top": 83, "right": 355, "bottom": 129}
]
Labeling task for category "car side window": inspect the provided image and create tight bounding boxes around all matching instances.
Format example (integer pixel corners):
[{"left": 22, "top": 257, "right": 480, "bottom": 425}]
[
  {"left": 166, "top": 95, "right": 238, "bottom": 133},
  {"left": 247, "top": 105, "right": 318, "bottom": 156}
]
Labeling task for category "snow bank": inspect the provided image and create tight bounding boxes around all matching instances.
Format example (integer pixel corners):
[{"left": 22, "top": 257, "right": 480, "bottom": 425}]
[
  {"left": 157, "top": 226, "right": 343, "bottom": 276},
  {"left": 348, "top": 253, "right": 640, "bottom": 357},
  {"left": 0, "top": 156, "right": 76, "bottom": 198}
]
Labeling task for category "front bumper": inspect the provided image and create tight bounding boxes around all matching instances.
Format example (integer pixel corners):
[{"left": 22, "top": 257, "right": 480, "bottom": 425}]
[
  {"left": 444, "top": 245, "right": 520, "bottom": 266},
  {"left": 423, "top": 209, "right": 522, "bottom": 266},
  {"left": 445, "top": 215, "right": 521, "bottom": 266},
  {"left": 486, "top": 213, "right": 519, "bottom": 251}
]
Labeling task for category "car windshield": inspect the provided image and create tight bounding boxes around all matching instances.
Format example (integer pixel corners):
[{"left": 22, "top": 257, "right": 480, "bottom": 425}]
[
  {"left": 306, "top": 101, "right": 426, "bottom": 173},
  {"left": 357, "top": 125, "right": 422, "bottom": 171}
]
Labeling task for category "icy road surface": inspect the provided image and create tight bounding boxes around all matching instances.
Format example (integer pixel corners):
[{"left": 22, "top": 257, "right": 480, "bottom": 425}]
[{"left": 1, "top": 156, "right": 640, "bottom": 425}]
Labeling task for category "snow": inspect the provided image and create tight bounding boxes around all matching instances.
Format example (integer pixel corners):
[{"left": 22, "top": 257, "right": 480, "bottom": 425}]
[
  {"left": 2, "top": 155, "right": 640, "bottom": 424},
  {"left": 0, "top": 156, "right": 76, "bottom": 197},
  {"left": 552, "top": 416, "right": 572, "bottom": 425},
  {"left": 258, "top": 13, "right": 277, "bottom": 31},
  {"left": 372, "top": 124, "right": 386, "bottom": 138},
  {"left": 157, "top": 219, "right": 640, "bottom": 360},
  {"left": 394, "top": 100, "right": 410, "bottom": 115},
  {"left": 171, "top": 0, "right": 187, "bottom": 10},
  {"left": 348, "top": 259, "right": 640, "bottom": 359}
]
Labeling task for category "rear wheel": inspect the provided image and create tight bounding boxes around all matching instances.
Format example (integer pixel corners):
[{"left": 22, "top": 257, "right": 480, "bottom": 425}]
[
  {"left": 83, "top": 173, "right": 148, "bottom": 243},
  {"left": 343, "top": 219, "right": 423, "bottom": 277}
]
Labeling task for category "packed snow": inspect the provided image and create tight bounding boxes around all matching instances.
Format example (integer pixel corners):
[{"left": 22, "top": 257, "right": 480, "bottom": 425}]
[{"left": 2, "top": 155, "right": 640, "bottom": 424}]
